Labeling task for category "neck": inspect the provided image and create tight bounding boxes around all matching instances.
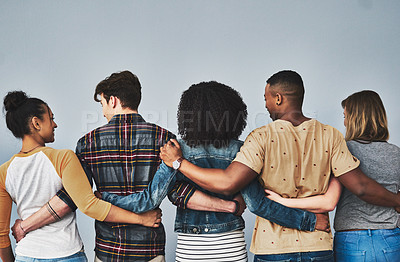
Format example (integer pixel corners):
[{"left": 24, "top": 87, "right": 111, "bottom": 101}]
[
  {"left": 118, "top": 108, "right": 138, "bottom": 115},
  {"left": 276, "top": 109, "right": 310, "bottom": 126},
  {"left": 20, "top": 136, "right": 45, "bottom": 154},
  {"left": 107, "top": 108, "right": 138, "bottom": 121}
]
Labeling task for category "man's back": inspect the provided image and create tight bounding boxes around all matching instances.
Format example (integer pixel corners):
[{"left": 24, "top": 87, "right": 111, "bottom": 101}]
[
  {"left": 234, "top": 119, "right": 359, "bottom": 254},
  {"left": 76, "top": 113, "right": 174, "bottom": 262}
]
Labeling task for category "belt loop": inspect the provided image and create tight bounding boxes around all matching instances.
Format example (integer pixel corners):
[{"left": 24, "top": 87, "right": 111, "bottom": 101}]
[{"left": 368, "top": 229, "right": 372, "bottom": 236}]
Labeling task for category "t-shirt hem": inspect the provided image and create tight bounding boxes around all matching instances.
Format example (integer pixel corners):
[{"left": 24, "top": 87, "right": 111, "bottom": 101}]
[
  {"left": 16, "top": 244, "right": 83, "bottom": 259},
  {"left": 333, "top": 160, "right": 360, "bottom": 177},
  {"left": 250, "top": 246, "right": 333, "bottom": 255}
]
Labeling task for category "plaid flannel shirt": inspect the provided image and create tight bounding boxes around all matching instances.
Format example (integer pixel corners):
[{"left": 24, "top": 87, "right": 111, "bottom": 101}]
[{"left": 75, "top": 113, "right": 175, "bottom": 262}]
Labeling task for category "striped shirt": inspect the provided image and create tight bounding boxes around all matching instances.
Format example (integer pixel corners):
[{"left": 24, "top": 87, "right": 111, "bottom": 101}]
[
  {"left": 176, "top": 230, "right": 247, "bottom": 262},
  {"left": 76, "top": 113, "right": 175, "bottom": 262}
]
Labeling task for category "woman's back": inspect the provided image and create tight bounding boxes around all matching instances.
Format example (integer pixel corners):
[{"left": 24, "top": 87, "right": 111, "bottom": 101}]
[
  {"left": 173, "top": 139, "right": 245, "bottom": 234},
  {"left": 334, "top": 140, "right": 400, "bottom": 231},
  {"left": 0, "top": 147, "right": 82, "bottom": 258}
]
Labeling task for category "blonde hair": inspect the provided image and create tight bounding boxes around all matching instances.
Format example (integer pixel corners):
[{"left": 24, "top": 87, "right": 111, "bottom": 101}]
[{"left": 342, "top": 90, "right": 389, "bottom": 142}]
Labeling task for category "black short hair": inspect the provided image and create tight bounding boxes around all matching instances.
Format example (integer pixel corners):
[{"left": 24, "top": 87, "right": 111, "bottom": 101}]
[
  {"left": 3, "top": 91, "right": 48, "bottom": 138},
  {"left": 267, "top": 70, "right": 305, "bottom": 107},
  {"left": 94, "top": 70, "right": 142, "bottom": 110},
  {"left": 177, "top": 81, "right": 247, "bottom": 148}
]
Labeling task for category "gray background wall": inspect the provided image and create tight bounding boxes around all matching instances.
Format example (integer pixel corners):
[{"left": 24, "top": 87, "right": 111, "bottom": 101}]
[{"left": 1, "top": 1, "right": 399, "bottom": 261}]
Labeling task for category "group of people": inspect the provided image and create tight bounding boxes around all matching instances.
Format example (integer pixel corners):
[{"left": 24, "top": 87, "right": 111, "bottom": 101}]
[{"left": 0, "top": 70, "right": 399, "bottom": 262}]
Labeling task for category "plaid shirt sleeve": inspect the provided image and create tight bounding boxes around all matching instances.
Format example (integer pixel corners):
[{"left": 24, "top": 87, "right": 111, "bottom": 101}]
[
  {"left": 167, "top": 180, "right": 196, "bottom": 208},
  {"left": 56, "top": 188, "right": 77, "bottom": 211},
  {"left": 162, "top": 132, "right": 198, "bottom": 208},
  {"left": 75, "top": 137, "right": 95, "bottom": 187}
]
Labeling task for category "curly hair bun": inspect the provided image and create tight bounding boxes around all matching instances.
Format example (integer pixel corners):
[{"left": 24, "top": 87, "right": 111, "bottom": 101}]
[{"left": 3, "top": 91, "right": 29, "bottom": 112}]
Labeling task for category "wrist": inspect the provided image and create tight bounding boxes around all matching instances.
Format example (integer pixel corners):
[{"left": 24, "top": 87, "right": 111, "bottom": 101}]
[
  {"left": 172, "top": 157, "right": 185, "bottom": 170},
  {"left": 20, "top": 221, "right": 27, "bottom": 235},
  {"left": 231, "top": 200, "right": 240, "bottom": 215}
]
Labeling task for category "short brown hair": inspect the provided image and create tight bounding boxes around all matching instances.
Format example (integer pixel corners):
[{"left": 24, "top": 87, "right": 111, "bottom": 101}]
[
  {"left": 342, "top": 90, "right": 389, "bottom": 142},
  {"left": 94, "top": 70, "right": 141, "bottom": 110}
]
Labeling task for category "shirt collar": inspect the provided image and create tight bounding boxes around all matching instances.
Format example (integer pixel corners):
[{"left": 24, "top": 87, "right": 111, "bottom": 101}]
[{"left": 108, "top": 113, "right": 145, "bottom": 125}]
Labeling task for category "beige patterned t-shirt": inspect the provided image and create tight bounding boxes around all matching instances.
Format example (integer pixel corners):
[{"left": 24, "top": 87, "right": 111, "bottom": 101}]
[{"left": 234, "top": 119, "right": 359, "bottom": 254}]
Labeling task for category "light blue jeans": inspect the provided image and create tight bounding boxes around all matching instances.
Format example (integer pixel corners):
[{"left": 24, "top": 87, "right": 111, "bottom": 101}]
[
  {"left": 334, "top": 228, "right": 400, "bottom": 261},
  {"left": 15, "top": 249, "right": 87, "bottom": 262},
  {"left": 253, "top": 250, "right": 334, "bottom": 262}
]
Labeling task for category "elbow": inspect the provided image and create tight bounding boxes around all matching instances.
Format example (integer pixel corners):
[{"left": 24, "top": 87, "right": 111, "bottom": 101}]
[
  {"left": 351, "top": 184, "right": 367, "bottom": 199},
  {"left": 323, "top": 202, "right": 337, "bottom": 212},
  {"left": 216, "top": 181, "right": 241, "bottom": 196}
]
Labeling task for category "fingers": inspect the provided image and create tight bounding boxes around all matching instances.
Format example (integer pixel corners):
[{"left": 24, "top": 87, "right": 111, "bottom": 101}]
[
  {"left": 151, "top": 208, "right": 162, "bottom": 228},
  {"left": 170, "top": 139, "right": 181, "bottom": 149},
  {"left": 264, "top": 189, "right": 272, "bottom": 195},
  {"left": 94, "top": 191, "right": 102, "bottom": 199}
]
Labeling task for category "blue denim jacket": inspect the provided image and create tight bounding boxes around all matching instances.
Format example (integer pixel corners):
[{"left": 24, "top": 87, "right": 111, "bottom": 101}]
[{"left": 102, "top": 139, "right": 316, "bottom": 234}]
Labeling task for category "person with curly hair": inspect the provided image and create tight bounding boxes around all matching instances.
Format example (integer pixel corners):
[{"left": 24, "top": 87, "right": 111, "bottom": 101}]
[{"left": 99, "top": 81, "right": 328, "bottom": 261}]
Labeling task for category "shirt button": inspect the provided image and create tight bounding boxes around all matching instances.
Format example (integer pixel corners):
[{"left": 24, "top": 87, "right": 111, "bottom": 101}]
[{"left": 204, "top": 228, "right": 209, "bottom": 232}]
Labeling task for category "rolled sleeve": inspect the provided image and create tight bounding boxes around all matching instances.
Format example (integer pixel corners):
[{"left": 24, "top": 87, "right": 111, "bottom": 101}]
[
  {"left": 331, "top": 130, "right": 360, "bottom": 177},
  {"left": 56, "top": 188, "right": 77, "bottom": 211},
  {"left": 168, "top": 180, "right": 196, "bottom": 209}
]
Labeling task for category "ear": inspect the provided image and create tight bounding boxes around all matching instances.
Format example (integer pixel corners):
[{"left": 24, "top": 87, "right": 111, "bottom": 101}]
[
  {"left": 275, "top": 93, "right": 283, "bottom": 106},
  {"left": 31, "top": 116, "right": 41, "bottom": 131},
  {"left": 109, "top": 96, "right": 118, "bottom": 109}
]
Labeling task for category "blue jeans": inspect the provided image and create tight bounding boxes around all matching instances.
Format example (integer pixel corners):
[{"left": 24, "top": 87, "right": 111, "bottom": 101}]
[
  {"left": 334, "top": 228, "right": 400, "bottom": 261},
  {"left": 253, "top": 250, "right": 333, "bottom": 262},
  {"left": 15, "top": 249, "right": 87, "bottom": 262}
]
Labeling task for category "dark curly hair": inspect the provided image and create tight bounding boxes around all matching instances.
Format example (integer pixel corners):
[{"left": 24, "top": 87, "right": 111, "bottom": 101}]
[{"left": 178, "top": 81, "right": 247, "bottom": 148}]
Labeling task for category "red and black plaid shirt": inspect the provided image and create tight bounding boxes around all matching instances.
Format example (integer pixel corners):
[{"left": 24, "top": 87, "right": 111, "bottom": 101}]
[{"left": 76, "top": 113, "right": 174, "bottom": 262}]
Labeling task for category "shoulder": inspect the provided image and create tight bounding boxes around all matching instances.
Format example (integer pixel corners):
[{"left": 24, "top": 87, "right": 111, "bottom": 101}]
[
  {"left": 0, "top": 157, "right": 15, "bottom": 185},
  {"left": 384, "top": 141, "right": 400, "bottom": 151},
  {"left": 248, "top": 125, "right": 269, "bottom": 138},
  {"left": 138, "top": 120, "right": 176, "bottom": 140},
  {"left": 312, "top": 121, "right": 345, "bottom": 142},
  {"left": 229, "top": 139, "right": 244, "bottom": 150},
  {"left": 41, "top": 147, "right": 76, "bottom": 161}
]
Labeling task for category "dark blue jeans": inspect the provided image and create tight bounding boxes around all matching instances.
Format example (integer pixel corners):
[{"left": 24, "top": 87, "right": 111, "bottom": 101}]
[
  {"left": 334, "top": 228, "right": 400, "bottom": 261},
  {"left": 253, "top": 250, "right": 334, "bottom": 262}
]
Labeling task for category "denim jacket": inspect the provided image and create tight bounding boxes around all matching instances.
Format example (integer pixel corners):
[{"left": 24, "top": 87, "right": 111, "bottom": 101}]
[{"left": 102, "top": 139, "right": 316, "bottom": 234}]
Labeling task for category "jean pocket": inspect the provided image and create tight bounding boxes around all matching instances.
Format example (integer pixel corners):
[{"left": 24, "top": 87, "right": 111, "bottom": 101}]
[
  {"left": 383, "top": 245, "right": 400, "bottom": 261},
  {"left": 334, "top": 248, "right": 366, "bottom": 262}
]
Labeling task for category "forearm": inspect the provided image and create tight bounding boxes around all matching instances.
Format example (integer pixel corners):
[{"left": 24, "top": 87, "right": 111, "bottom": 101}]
[
  {"left": 241, "top": 179, "right": 316, "bottom": 231},
  {"left": 267, "top": 178, "right": 342, "bottom": 213},
  {"left": 338, "top": 167, "right": 400, "bottom": 207},
  {"left": 275, "top": 197, "right": 333, "bottom": 213},
  {"left": 0, "top": 246, "right": 14, "bottom": 262},
  {"left": 186, "top": 190, "right": 236, "bottom": 213},
  {"left": 21, "top": 195, "right": 72, "bottom": 233},
  {"left": 178, "top": 160, "right": 257, "bottom": 195},
  {"left": 357, "top": 181, "right": 400, "bottom": 206},
  {"left": 102, "top": 163, "right": 177, "bottom": 213},
  {"left": 104, "top": 205, "right": 143, "bottom": 223}
]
